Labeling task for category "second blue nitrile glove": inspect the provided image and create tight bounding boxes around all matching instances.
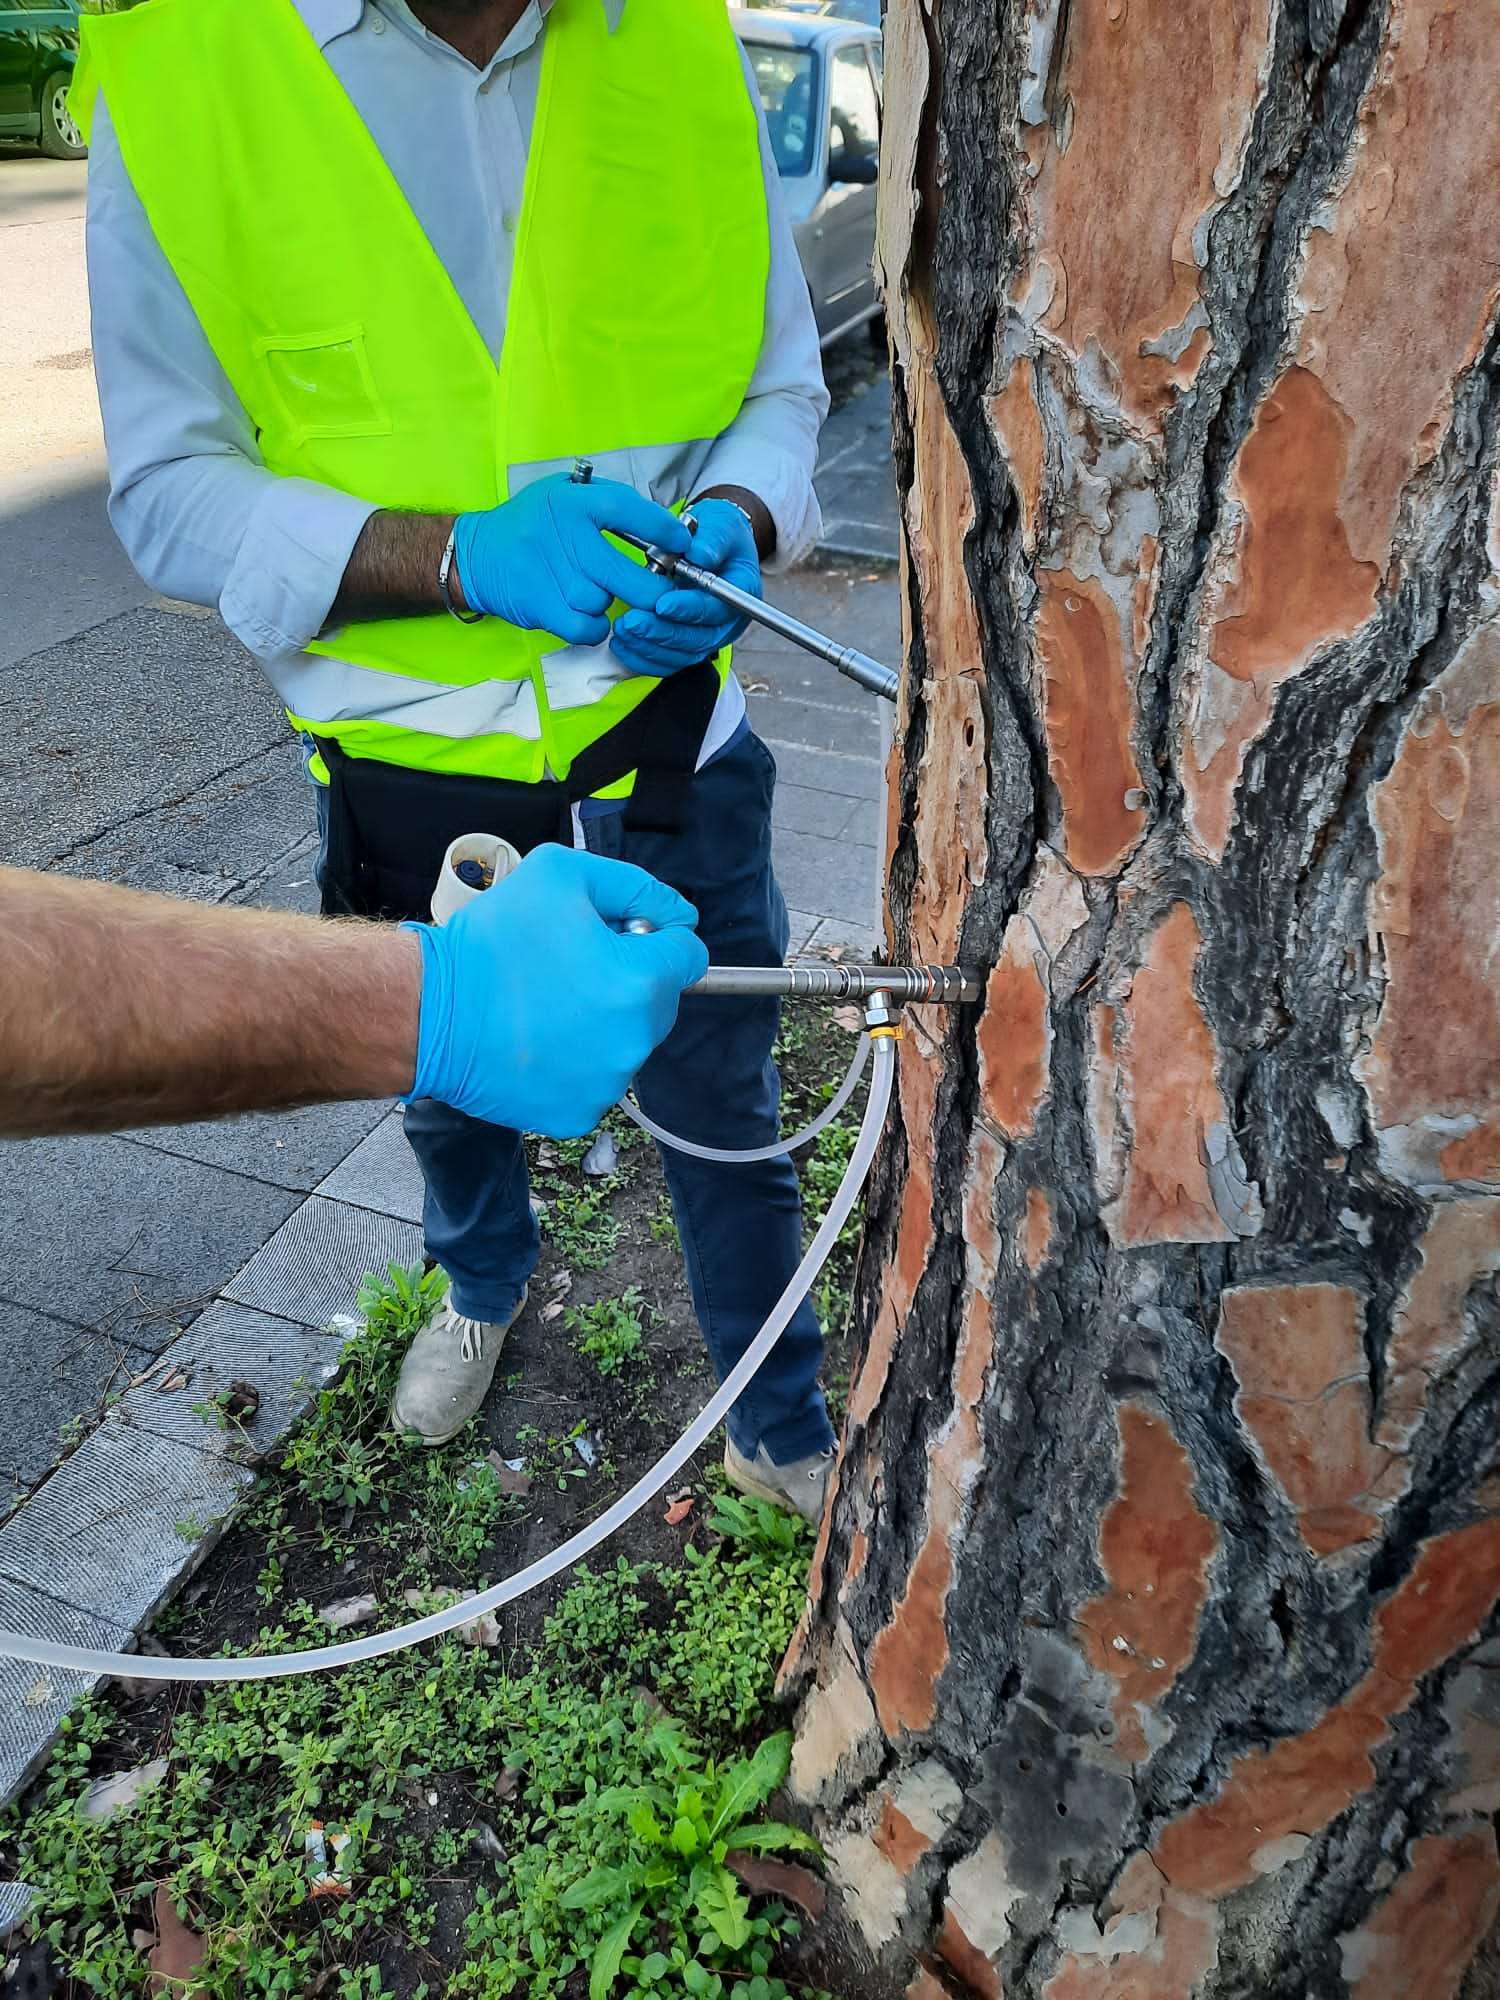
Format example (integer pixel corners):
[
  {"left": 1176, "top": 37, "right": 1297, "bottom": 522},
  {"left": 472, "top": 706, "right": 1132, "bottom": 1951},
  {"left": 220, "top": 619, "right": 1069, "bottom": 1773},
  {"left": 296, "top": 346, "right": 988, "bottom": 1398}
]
[
  {"left": 609, "top": 497, "right": 763, "bottom": 676},
  {"left": 452, "top": 475, "right": 691, "bottom": 644},
  {"left": 406, "top": 845, "right": 709, "bottom": 1136}
]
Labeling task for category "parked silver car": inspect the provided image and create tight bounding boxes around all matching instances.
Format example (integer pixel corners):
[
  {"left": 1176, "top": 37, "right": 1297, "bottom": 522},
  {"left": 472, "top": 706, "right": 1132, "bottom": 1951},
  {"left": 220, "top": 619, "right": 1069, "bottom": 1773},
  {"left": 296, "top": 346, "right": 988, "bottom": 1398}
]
[{"left": 733, "top": 9, "right": 883, "bottom": 346}]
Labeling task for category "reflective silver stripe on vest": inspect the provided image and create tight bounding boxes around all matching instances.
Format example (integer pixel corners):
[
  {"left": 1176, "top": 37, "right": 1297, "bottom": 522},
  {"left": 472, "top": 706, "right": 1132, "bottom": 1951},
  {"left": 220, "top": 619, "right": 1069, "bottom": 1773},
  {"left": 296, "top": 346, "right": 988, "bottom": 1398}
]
[
  {"left": 539, "top": 638, "right": 635, "bottom": 714},
  {"left": 265, "top": 653, "right": 544, "bottom": 741}
]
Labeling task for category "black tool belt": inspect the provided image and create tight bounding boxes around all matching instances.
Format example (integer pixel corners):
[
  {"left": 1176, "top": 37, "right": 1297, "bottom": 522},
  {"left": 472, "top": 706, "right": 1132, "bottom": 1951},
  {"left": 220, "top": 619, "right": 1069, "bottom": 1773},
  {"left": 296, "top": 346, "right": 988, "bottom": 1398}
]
[{"left": 315, "top": 658, "right": 719, "bottom": 923}]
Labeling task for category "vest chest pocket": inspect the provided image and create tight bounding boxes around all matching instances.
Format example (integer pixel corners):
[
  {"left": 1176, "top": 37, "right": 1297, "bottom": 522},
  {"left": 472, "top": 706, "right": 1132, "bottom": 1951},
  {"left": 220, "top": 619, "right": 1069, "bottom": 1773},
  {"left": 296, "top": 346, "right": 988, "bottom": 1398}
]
[{"left": 252, "top": 324, "right": 392, "bottom": 449}]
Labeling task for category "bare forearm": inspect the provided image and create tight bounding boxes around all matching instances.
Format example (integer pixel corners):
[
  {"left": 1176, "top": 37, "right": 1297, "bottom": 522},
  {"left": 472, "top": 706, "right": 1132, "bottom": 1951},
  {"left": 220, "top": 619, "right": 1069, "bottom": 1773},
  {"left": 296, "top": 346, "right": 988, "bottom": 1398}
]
[
  {"left": 0, "top": 868, "right": 421, "bottom": 1138},
  {"left": 330, "top": 509, "right": 462, "bottom": 624}
]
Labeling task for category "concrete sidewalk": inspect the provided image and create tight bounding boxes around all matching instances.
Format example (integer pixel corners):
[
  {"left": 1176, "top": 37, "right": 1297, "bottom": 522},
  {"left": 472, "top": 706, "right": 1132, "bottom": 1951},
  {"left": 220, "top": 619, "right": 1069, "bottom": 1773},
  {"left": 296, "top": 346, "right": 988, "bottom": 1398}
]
[{"left": 0, "top": 359, "right": 899, "bottom": 1806}]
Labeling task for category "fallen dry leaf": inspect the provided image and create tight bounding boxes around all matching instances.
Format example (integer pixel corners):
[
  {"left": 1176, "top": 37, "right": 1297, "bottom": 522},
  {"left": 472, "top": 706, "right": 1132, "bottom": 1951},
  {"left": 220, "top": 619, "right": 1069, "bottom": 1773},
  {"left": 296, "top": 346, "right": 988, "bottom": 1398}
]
[
  {"left": 156, "top": 1369, "right": 190, "bottom": 1395},
  {"left": 664, "top": 1495, "right": 695, "bottom": 1526},
  {"left": 725, "top": 1851, "right": 826, "bottom": 1919},
  {"left": 318, "top": 1594, "right": 378, "bottom": 1633},
  {"left": 485, "top": 1451, "right": 532, "bottom": 1498},
  {"left": 146, "top": 1884, "right": 207, "bottom": 1997},
  {"left": 81, "top": 1758, "right": 169, "bottom": 1823},
  {"left": 218, "top": 1380, "right": 260, "bottom": 1424},
  {"left": 494, "top": 1766, "right": 523, "bottom": 1803},
  {"left": 831, "top": 1005, "right": 862, "bottom": 1034},
  {"left": 540, "top": 1301, "right": 565, "bottom": 1323},
  {"left": 402, "top": 1588, "right": 500, "bottom": 1648}
]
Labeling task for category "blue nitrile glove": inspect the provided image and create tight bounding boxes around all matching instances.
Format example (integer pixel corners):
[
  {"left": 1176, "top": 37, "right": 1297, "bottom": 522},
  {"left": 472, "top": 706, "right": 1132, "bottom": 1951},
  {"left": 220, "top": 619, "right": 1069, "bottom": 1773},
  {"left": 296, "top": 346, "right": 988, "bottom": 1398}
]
[
  {"left": 452, "top": 475, "right": 691, "bottom": 643},
  {"left": 609, "top": 497, "right": 763, "bottom": 676},
  {"left": 406, "top": 845, "right": 708, "bottom": 1137}
]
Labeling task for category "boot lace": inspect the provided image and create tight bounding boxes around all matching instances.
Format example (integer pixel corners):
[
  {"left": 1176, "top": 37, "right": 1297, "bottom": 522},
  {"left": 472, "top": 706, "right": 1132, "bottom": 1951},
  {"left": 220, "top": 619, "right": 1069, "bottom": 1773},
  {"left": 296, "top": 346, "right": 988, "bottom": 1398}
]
[{"left": 454, "top": 1313, "right": 486, "bottom": 1364}]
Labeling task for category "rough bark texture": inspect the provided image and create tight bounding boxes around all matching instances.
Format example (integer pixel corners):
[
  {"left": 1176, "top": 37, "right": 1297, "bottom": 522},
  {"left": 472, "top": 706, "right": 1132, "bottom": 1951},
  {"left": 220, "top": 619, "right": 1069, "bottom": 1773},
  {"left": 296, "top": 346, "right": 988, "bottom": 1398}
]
[{"left": 782, "top": 1, "right": 1500, "bottom": 1994}]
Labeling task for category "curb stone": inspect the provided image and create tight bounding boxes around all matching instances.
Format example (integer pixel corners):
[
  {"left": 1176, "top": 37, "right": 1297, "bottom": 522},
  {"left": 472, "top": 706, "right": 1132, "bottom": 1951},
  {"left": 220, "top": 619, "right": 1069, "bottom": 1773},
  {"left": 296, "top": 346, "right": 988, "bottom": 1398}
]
[{"left": 0, "top": 1165, "right": 423, "bottom": 1810}]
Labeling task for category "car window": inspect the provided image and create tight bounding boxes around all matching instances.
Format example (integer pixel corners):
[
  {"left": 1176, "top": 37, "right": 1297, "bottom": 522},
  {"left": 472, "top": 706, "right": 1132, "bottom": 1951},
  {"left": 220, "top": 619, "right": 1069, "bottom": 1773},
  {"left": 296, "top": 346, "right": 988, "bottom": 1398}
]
[
  {"left": 744, "top": 44, "right": 818, "bottom": 179},
  {"left": 829, "top": 46, "right": 879, "bottom": 172}
]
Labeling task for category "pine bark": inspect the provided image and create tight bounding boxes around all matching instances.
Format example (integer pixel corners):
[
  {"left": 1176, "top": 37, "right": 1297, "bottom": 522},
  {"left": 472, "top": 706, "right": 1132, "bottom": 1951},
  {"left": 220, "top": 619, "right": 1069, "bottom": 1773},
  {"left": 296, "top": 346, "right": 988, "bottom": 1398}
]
[{"left": 783, "top": 2, "right": 1500, "bottom": 1995}]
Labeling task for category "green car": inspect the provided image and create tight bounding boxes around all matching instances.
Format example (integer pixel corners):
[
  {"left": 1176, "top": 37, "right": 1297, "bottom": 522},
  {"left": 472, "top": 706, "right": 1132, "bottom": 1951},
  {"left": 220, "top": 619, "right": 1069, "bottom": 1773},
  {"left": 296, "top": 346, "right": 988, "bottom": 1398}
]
[{"left": 0, "top": 0, "right": 84, "bottom": 159}]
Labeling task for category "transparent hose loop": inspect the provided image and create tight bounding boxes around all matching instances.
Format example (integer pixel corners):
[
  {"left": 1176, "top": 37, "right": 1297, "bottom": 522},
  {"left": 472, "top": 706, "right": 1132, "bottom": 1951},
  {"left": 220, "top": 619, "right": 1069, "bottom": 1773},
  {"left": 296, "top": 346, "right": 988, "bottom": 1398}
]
[
  {"left": 619, "top": 1029, "right": 870, "bottom": 1163},
  {"left": 0, "top": 1036, "right": 896, "bottom": 1685}
]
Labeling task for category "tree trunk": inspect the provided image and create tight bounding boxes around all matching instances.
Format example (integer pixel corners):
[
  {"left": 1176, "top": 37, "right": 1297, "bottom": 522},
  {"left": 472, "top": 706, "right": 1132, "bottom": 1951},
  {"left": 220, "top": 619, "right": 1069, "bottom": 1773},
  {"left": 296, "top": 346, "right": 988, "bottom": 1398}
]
[{"left": 783, "top": 1, "right": 1500, "bottom": 1994}]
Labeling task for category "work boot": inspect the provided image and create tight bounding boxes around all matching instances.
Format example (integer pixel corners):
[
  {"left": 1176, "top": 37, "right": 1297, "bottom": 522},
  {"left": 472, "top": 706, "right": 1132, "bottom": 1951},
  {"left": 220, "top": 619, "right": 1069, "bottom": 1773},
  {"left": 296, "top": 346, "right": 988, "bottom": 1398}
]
[
  {"left": 724, "top": 1438, "right": 836, "bottom": 1526},
  {"left": 390, "top": 1292, "right": 527, "bottom": 1447}
]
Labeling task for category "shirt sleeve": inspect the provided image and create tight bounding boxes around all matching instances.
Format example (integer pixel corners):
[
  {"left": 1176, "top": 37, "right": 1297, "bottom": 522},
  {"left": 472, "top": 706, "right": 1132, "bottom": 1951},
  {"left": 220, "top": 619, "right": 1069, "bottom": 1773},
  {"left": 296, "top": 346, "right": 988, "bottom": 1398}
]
[
  {"left": 693, "top": 44, "right": 831, "bottom": 573},
  {"left": 86, "top": 94, "right": 377, "bottom": 663}
]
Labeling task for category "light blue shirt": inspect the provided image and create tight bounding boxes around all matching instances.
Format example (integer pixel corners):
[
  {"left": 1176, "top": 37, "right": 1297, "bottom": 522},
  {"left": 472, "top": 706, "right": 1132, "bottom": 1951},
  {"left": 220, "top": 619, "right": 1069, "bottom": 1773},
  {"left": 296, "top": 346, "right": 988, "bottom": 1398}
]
[{"left": 85, "top": 0, "right": 828, "bottom": 759}]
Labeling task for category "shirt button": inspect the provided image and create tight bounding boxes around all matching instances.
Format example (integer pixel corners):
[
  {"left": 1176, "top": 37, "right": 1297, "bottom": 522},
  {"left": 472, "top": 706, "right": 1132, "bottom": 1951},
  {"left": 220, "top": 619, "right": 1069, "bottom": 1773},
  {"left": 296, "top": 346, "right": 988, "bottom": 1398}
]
[{"left": 370, "top": 9, "right": 386, "bottom": 29}]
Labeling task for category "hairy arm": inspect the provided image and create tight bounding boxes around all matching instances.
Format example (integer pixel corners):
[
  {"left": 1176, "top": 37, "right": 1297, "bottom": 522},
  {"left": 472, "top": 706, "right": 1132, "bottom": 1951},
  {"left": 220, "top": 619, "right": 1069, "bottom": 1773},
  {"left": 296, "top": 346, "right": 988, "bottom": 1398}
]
[
  {"left": 0, "top": 868, "right": 421, "bottom": 1138},
  {"left": 330, "top": 509, "right": 462, "bottom": 624}
]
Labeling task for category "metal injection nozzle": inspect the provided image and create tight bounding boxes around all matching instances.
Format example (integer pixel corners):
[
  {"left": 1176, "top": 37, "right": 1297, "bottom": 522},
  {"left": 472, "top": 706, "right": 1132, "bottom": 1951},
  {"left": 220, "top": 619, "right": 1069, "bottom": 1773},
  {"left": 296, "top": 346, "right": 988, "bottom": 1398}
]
[
  {"left": 688, "top": 962, "right": 979, "bottom": 1004},
  {"left": 621, "top": 923, "right": 978, "bottom": 1005},
  {"left": 613, "top": 527, "right": 900, "bottom": 703}
]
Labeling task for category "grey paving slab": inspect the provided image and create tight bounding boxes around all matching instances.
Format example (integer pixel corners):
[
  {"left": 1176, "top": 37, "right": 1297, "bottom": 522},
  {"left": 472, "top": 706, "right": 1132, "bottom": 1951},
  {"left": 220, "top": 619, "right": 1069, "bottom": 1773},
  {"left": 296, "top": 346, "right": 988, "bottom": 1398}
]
[
  {"left": 814, "top": 367, "right": 898, "bottom": 565},
  {"left": 0, "top": 601, "right": 289, "bottom": 870},
  {"left": 773, "top": 833, "right": 882, "bottom": 930},
  {"left": 0, "top": 1136, "right": 300, "bottom": 1343},
  {"left": 749, "top": 689, "right": 883, "bottom": 759},
  {"left": 743, "top": 564, "right": 900, "bottom": 668},
  {"left": 765, "top": 738, "right": 885, "bottom": 802},
  {"left": 317, "top": 1111, "right": 426, "bottom": 1225},
  {"left": 223, "top": 1196, "right": 423, "bottom": 1329},
  {"left": 771, "top": 781, "right": 863, "bottom": 841},
  {"left": 106, "top": 1300, "right": 348, "bottom": 1465},
  {"left": 818, "top": 491, "right": 901, "bottom": 565},
  {"left": 807, "top": 914, "right": 883, "bottom": 961},
  {"left": 54, "top": 739, "right": 315, "bottom": 897},
  {"left": 0, "top": 1301, "right": 144, "bottom": 1516},
  {"left": 0, "top": 1578, "right": 134, "bottom": 1806},
  {"left": 784, "top": 908, "right": 821, "bottom": 957},
  {"left": 124, "top": 1097, "right": 392, "bottom": 1195},
  {"left": 236, "top": 832, "right": 322, "bottom": 915},
  {"left": 0, "top": 1423, "right": 252, "bottom": 1629}
]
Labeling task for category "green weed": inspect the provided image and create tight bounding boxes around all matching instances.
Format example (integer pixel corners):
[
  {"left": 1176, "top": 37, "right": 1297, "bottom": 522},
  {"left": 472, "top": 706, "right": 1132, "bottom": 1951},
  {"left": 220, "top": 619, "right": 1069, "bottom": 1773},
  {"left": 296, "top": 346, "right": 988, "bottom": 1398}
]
[{"left": 569, "top": 1286, "right": 654, "bottom": 1379}]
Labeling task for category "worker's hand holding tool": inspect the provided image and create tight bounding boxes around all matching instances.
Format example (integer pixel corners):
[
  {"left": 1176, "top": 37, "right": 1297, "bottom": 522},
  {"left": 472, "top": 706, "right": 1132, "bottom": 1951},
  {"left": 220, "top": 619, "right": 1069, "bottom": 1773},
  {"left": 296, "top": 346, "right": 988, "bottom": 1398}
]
[
  {"left": 609, "top": 498, "right": 763, "bottom": 675},
  {"left": 452, "top": 475, "right": 691, "bottom": 644},
  {"left": 407, "top": 845, "right": 709, "bottom": 1137}
]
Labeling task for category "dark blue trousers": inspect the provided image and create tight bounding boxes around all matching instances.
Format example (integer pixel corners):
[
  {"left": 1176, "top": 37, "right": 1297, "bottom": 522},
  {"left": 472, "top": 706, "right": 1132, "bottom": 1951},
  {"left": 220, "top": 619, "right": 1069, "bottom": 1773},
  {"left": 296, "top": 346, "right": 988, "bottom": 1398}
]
[{"left": 399, "top": 730, "right": 833, "bottom": 1467}]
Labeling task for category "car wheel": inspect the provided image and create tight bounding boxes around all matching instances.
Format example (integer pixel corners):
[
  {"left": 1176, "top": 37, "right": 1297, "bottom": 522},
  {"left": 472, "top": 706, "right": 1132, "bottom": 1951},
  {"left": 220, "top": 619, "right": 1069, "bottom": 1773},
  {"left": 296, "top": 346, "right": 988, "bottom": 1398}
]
[{"left": 39, "top": 71, "right": 86, "bottom": 160}]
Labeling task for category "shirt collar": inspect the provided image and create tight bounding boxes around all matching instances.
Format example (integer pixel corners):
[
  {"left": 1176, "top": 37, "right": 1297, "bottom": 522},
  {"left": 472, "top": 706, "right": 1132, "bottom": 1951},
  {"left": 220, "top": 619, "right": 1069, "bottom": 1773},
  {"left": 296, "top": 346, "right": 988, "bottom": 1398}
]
[{"left": 300, "top": 0, "right": 625, "bottom": 50}]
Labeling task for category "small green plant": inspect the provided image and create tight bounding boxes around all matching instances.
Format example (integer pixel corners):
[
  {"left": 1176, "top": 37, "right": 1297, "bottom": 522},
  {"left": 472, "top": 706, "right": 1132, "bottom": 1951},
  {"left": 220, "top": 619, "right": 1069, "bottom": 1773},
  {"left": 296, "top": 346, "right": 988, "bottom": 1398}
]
[
  {"left": 543, "top": 1185, "right": 621, "bottom": 1269},
  {"left": 569, "top": 1286, "right": 652, "bottom": 1378},
  {"left": 560, "top": 1726, "right": 820, "bottom": 2000},
  {"left": 706, "top": 1492, "right": 806, "bottom": 1556},
  {"left": 517, "top": 1421, "right": 593, "bottom": 1492}
]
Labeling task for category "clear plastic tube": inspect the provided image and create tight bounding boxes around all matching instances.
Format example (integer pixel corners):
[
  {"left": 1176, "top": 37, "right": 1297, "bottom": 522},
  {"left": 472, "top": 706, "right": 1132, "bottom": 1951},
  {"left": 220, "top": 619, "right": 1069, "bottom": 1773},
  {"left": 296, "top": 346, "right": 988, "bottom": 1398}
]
[
  {"left": 0, "top": 1037, "right": 896, "bottom": 1685},
  {"left": 620, "top": 1031, "right": 870, "bottom": 1163}
]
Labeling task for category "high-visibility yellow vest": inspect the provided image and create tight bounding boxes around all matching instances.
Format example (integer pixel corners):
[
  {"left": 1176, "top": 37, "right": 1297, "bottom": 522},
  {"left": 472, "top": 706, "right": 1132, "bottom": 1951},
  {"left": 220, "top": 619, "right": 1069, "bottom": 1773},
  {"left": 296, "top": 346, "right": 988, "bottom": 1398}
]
[{"left": 72, "top": 0, "right": 768, "bottom": 788}]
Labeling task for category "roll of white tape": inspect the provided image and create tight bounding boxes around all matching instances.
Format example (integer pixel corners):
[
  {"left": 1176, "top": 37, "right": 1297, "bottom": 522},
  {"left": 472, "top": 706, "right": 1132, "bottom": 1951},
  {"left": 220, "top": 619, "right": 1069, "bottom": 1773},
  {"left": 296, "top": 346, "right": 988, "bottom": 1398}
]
[{"left": 430, "top": 832, "right": 522, "bottom": 926}]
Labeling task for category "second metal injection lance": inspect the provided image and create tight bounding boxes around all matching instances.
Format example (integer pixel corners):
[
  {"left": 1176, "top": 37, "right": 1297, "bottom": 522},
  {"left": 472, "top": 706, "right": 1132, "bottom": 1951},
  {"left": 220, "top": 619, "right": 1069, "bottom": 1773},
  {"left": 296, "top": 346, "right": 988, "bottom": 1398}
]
[{"left": 616, "top": 526, "right": 900, "bottom": 703}]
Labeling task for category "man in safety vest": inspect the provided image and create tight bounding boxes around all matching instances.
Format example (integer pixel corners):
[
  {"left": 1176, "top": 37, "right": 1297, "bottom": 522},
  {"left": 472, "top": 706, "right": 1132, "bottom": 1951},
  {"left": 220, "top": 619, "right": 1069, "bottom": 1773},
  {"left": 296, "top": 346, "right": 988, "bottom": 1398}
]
[{"left": 78, "top": 0, "right": 838, "bottom": 1520}]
